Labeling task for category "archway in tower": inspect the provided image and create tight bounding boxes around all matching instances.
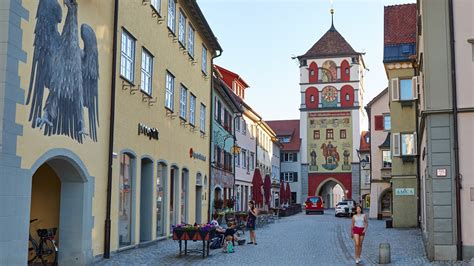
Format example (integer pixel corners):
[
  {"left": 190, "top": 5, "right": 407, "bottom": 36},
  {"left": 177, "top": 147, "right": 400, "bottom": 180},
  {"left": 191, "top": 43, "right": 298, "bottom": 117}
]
[{"left": 316, "top": 179, "right": 346, "bottom": 208}]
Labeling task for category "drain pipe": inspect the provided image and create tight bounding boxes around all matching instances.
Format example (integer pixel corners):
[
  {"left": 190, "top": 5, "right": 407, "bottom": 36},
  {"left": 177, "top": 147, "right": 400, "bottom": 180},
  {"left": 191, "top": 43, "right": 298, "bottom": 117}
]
[
  {"left": 104, "top": 0, "right": 119, "bottom": 259},
  {"left": 208, "top": 50, "right": 222, "bottom": 222},
  {"left": 448, "top": 0, "right": 462, "bottom": 260}
]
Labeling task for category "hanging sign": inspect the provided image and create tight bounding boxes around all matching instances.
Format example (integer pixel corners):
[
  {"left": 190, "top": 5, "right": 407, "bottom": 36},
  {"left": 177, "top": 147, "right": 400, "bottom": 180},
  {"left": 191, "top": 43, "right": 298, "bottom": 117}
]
[
  {"left": 190, "top": 148, "right": 206, "bottom": 161},
  {"left": 138, "top": 123, "right": 159, "bottom": 140}
]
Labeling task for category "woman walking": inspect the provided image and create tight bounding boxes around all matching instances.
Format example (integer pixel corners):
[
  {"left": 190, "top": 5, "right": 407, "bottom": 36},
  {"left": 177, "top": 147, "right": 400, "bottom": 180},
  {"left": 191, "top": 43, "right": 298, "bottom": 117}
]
[
  {"left": 246, "top": 200, "right": 258, "bottom": 245},
  {"left": 351, "top": 205, "right": 368, "bottom": 264}
]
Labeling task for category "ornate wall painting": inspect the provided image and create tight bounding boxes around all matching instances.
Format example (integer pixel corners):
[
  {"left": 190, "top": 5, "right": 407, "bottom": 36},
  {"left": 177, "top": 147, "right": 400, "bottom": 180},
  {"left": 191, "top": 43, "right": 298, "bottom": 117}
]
[{"left": 27, "top": 0, "right": 100, "bottom": 143}]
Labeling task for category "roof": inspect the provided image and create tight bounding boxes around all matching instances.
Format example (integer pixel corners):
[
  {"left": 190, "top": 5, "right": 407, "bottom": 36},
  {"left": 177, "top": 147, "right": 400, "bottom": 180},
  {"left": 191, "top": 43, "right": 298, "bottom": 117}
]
[
  {"left": 359, "top": 131, "right": 370, "bottom": 152},
  {"left": 384, "top": 4, "right": 417, "bottom": 45},
  {"left": 379, "top": 133, "right": 391, "bottom": 149},
  {"left": 182, "top": 1, "right": 222, "bottom": 53},
  {"left": 266, "top": 120, "right": 301, "bottom": 151},
  {"left": 366, "top": 88, "right": 388, "bottom": 109},
  {"left": 214, "top": 65, "right": 250, "bottom": 88},
  {"left": 299, "top": 25, "right": 359, "bottom": 59}
]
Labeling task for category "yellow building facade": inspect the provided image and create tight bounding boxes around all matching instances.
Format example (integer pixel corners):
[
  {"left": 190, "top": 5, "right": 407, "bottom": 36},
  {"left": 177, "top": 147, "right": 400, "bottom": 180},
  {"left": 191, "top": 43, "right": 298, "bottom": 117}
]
[{"left": 0, "top": 0, "right": 220, "bottom": 264}]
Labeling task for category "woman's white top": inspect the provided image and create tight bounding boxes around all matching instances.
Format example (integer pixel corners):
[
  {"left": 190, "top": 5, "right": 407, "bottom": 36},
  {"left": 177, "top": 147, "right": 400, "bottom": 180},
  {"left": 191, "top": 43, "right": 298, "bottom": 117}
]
[{"left": 354, "top": 214, "right": 366, "bottom": 228}]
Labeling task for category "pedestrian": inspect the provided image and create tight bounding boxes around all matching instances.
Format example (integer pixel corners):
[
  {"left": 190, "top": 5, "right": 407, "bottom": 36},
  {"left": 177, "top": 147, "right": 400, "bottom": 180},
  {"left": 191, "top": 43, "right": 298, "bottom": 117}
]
[
  {"left": 246, "top": 200, "right": 258, "bottom": 245},
  {"left": 351, "top": 204, "right": 368, "bottom": 264}
]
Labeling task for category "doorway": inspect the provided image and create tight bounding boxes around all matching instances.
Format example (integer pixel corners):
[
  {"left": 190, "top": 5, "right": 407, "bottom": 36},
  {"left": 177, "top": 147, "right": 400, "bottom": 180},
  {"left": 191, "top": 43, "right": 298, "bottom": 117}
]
[
  {"left": 29, "top": 154, "right": 92, "bottom": 265},
  {"left": 195, "top": 173, "right": 203, "bottom": 224},
  {"left": 169, "top": 167, "right": 179, "bottom": 234},
  {"left": 139, "top": 158, "right": 153, "bottom": 243}
]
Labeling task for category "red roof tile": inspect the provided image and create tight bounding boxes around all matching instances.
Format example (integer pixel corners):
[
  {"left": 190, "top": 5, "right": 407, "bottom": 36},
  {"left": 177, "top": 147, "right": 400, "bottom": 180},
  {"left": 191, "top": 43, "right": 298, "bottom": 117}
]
[
  {"left": 359, "top": 131, "right": 370, "bottom": 152},
  {"left": 384, "top": 4, "right": 417, "bottom": 45},
  {"left": 299, "top": 26, "right": 358, "bottom": 58},
  {"left": 267, "top": 120, "right": 301, "bottom": 151}
]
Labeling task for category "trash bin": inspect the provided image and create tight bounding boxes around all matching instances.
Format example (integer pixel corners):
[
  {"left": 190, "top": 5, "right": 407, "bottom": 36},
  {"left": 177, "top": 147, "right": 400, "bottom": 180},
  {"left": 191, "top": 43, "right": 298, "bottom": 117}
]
[{"left": 385, "top": 219, "right": 393, "bottom": 228}]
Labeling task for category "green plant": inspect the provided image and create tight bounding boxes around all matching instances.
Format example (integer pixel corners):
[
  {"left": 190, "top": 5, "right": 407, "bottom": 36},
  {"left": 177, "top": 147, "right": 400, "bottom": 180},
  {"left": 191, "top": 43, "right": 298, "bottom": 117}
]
[{"left": 214, "top": 199, "right": 224, "bottom": 209}]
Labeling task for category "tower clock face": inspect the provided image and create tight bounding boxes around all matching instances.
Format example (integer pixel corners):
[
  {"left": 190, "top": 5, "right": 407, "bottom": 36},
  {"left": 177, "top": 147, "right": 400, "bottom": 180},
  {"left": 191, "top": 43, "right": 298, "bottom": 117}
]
[{"left": 322, "top": 86, "right": 338, "bottom": 102}]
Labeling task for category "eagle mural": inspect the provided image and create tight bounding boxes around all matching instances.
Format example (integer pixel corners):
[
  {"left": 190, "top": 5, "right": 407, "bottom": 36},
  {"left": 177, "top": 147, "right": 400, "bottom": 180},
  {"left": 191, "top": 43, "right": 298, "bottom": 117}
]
[{"left": 27, "top": 0, "right": 99, "bottom": 143}]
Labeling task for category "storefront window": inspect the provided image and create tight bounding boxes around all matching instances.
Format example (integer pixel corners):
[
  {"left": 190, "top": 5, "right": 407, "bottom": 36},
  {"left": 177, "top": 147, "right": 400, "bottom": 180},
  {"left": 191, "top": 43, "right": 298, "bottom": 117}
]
[
  {"left": 181, "top": 170, "right": 188, "bottom": 223},
  {"left": 381, "top": 190, "right": 392, "bottom": 212},
  {"left": 119, "top": 153, "right": 133, "bottom": 247},
  {"left": 156, "top": 163, "right": 166, "bottom": 237}
]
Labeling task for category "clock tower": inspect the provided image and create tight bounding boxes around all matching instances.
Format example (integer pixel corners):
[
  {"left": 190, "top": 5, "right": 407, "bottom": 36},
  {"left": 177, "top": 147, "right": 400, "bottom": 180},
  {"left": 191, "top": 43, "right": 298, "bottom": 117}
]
[{"left": 298, "top": 11, "right": 366, "bottom": 206}]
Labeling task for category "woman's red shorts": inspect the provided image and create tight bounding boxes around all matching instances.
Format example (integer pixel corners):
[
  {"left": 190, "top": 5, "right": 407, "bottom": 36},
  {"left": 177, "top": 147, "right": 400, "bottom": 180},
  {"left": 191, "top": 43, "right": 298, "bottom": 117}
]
[{"left": 352, "top": 226, "right": 365, "bottom": 236}]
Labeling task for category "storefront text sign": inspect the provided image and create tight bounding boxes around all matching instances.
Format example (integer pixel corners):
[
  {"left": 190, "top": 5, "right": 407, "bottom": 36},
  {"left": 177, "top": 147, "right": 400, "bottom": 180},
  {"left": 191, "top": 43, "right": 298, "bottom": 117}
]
[
  {"left": 138, "top": 123, "right": 159, "bottom": 140},
  {"left": 395, "top": 188, "right": 415, "bottom": 196},
  {"left": 189, "top": 148, "right": 206, "bottom": 161}
]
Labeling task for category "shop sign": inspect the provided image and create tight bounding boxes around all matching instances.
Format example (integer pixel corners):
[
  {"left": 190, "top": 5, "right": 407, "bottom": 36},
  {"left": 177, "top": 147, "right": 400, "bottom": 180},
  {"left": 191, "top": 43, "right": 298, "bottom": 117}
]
[
  {"left": 395, "top": 188, "right": 415, "bottom": 196},
  {"left": 138, "top": 123, "right": 159, "bottom": 140},
  {"left": 190, "top": 148, "right": 206, "bottom": 161}
]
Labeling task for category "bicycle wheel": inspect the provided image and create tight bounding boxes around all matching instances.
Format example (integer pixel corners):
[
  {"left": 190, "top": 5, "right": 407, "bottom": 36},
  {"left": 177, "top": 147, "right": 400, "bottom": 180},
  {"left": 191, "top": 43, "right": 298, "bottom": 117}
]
[
  {"left": 28, "top": 239, "right": 39, "bottom": 263},
  {"left": 39, "top": 239, "right": 57, "bottom": 265}
]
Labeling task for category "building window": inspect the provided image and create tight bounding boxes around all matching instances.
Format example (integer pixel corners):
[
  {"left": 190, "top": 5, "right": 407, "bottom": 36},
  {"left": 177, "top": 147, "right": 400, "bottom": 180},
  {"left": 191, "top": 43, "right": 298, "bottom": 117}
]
[
  {"left": 392, "top": 132, "right": 417, "bottom": 156},
  {"left": 318, "top": 68, "right": 323, "bottom": 81},
  {"left": 391, "top": 77, "right": 417, "bottom": 101},
  {"left": 326, "top": 129, "right": 334, "bottom": 140},
  {"left": 178, "top": 10, "right": 186, "bottom": 46},
  {"left": 383, "top": 114, "right": 391, "bottom": 131},
  {"left": 187, "top": 24, "right": 195, "bottom": 58},
  {"left": 199, "top": 104, "right": 206, "bottom": 133},
  {"left": 283, "top": 152, "right": 297, "bottom": 162},
  {"left": 179, "top": 85, "right": 187, "bottom": 120},
  {"left": 313, "top": 130, "right": 320, "bottom": 140},
  {"left": 151, "top": 0, "right": 161, "bottom": 14},
  {"left": 119, "top": 153, "right": 134, "bottom": 247},
  {"left": 140, "top": 49, "right": 153, "bottom": 95},
  {"left": 189, "top": 94, "right": 196, "bottom": 126},
  {"left": 165, "top": 71, "right": 174, "bottom": 111},
  {"left": 382, "top": 150, "right": 392, "bottom": 168},
  {"left": 336, "top": 67, "right": 341, "bottom": 80},
  {"left": 167, "top": 0, "right": 176, "bottom": 33},
  {"left": 278, "top": 136, "right": 291, "bottom": 143},
  {"left": 242, "top": 120, "right": 247, "bottom": 135},
  {"left": 281, "top": 172, "right": 298, "bottom": 182},
  {"left": 250, "top": 152, "right": 255, "bottom": 170},
  {"left": 345, "top": 67, "right": 350, "bottom": 75},
  {"left": 345, "top": 93, "right": 350, "bottom": 101},
  {"left": 400, "top": 79, "right": 412, "bottom": 100},
  {"left": 340, "top": 129, "right": 347, "bottom": 139},
  {"left": 236, "top": 151, "right": 241, "bottom": 167},
  {"left": 310, "top": 95, "right": 315, "bottom": 103},
  {"left": 236, "top": 117, "right": 241, "bottom": 132},
  {"left": 201, "top": 45, "right": 207, "bottom": 75},
  {"left": 242, "top": 149, "right": 247, "bottom": 169},
  {"left": 401, "top": 133, "right": 416, "bottom": 156},
  {"left": 120, "top": 30, "right": 135, "bottom": 82}
]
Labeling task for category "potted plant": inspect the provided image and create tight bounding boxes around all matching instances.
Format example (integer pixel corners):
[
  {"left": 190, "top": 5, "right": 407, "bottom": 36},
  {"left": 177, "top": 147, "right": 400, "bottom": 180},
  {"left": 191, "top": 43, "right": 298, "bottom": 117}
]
[{"left": 226, "top": 198, "right": 235, "bottom": 209}]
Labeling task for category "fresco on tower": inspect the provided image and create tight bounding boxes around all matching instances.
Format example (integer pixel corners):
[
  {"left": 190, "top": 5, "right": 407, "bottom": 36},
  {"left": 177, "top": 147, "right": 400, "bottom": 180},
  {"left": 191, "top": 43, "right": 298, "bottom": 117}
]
[{"left": 307, "top": 111, "right": 353, "bottom": 173}]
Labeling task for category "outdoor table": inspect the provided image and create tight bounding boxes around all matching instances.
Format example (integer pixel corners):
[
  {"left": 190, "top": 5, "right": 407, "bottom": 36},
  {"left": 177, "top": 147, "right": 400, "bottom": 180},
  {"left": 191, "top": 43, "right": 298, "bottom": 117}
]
[{"left": 172, "top": 227, "right": 215, "bottom": 258}]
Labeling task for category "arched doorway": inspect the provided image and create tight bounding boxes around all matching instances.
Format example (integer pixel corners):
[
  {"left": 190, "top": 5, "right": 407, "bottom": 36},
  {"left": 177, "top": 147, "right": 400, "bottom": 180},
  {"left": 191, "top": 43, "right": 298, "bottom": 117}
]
[
  {"left": 195, "top": 173, "right": 203, "bottom": 224},
  {"left": 316, "top": 178, "right": 346, "bottom": 208},
  {"left": 156, "top": 162, "right": 167, "bottom": 238},
  {"left": 29, "top": 153, "right": 93, "bottom": 265},
  {"left": 119, "top": 153, "right": 136, "bottom": 247},
  {"left": 379, "top": 188, "right": 392, "bottom": 219},
  {"left": 169, "top": 166, "right": 179, "bottom": 234},
  {"left": 139, "top": 157, "right": 154, "bottom": 243}
]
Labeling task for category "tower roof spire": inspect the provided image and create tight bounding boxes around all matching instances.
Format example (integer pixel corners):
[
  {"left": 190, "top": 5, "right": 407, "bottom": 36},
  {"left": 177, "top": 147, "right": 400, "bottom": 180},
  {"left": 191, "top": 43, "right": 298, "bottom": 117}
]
[{"left": 330, "top": 0, "right": 335, "bottom": 31}]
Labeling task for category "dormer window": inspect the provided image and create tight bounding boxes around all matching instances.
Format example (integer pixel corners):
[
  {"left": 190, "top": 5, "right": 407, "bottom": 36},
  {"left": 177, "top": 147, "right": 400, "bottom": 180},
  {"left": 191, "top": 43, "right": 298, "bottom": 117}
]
[{"left": 278, "top": 136, "right": 291, "bottom": 143}]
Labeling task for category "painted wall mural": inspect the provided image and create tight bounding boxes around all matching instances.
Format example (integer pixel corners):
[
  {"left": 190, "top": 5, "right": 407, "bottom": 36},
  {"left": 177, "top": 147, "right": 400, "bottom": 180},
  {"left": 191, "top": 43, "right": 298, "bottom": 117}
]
[
  {"left": 27, "top": 0, "right": 100, "bottom": 143},
  {"left": 307, "top": 111, "right": 353, "bottom": 173}
]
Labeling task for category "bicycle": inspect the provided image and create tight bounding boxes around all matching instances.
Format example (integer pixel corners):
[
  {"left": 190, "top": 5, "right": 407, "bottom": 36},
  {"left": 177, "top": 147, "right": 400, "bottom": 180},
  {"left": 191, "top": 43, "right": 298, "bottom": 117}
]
[{"left": 28, "top": 219, "right": 58, "bottom": 265}]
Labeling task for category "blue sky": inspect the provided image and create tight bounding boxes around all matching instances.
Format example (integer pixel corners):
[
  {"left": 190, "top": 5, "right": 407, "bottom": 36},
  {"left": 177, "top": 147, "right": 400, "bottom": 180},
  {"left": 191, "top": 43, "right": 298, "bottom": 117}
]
[{"left": 199, "top": 0, "right": 415, "bottom": 121}]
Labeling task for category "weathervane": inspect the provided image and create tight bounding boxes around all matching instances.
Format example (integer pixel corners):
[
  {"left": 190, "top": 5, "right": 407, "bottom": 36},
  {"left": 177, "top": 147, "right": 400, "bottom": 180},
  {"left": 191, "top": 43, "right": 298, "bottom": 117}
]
[{"left": 330, "top": 0, "right": 335, "bottom": 29}]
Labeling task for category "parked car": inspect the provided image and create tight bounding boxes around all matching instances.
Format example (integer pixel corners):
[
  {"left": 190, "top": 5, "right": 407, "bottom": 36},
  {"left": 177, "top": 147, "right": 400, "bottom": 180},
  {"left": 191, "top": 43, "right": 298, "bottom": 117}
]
[
  {"left": 335, "top": 200, "right": 357, "bottom": 217},
  {"left": 304, "top": 196, "right": 324, "bottom": 215}
]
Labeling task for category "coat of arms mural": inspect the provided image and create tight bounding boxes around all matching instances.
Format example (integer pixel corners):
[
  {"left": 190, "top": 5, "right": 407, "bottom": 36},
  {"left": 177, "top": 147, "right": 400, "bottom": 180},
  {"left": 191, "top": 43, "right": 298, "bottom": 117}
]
[{"left": 27, "top": 0, "right": 100, "bottom": 143}]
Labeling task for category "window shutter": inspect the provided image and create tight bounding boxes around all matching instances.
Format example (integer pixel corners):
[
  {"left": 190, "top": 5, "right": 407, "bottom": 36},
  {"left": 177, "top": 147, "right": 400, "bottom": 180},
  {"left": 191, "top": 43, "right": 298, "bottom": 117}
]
[
  {"left": 393, "top": 133, "right": 400, "bottom": 156},
  {"left": 293, "top": 172, "right": 298, "bottom": 182},
  {"left": 412, "top": 76, "right": 419, "bottom": 100},
  {"left": 391, "top": 78, "right": 399, "bottom": 101},
  {"left": 374, "top": 115, "right": 384, "bottom": 131},
  {"left": 413, "top": 132, "right": 418, "bottom": 155},
  {"left": 293, "top": 153, "right": 298, "bottom": 162}
]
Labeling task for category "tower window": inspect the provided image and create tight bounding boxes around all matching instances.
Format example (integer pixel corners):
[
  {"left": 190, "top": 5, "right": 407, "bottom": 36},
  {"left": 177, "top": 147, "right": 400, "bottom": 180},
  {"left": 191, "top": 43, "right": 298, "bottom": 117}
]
[
  {"left": 310, "top": 95, "right": 315, "bottom": 103},
  {"left": 345, "top": 93, "right": 350, "bottom": 101}
]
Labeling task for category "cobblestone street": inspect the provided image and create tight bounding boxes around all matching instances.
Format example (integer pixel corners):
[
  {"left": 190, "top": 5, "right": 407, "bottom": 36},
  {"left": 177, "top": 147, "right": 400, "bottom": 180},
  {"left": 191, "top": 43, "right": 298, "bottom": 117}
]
[{"left": 95, "top": 210, "right": 470, "bottom": 265}]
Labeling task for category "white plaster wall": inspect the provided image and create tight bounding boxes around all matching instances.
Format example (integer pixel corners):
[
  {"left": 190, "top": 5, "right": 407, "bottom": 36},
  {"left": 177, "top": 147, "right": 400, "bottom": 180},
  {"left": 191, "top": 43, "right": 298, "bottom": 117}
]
[
  {"left": 235, "top": 114, "right": 256, "bottom": 185},
  {"left": 369, "top": 91, "right": 390, "bottom": 181}
]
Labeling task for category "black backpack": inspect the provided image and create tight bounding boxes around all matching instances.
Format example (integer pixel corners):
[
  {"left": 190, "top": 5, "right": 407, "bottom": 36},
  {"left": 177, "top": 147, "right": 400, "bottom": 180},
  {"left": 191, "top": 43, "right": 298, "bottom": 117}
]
[{"left": 210, "top": 237, "right": 221, "bottom": 249}]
